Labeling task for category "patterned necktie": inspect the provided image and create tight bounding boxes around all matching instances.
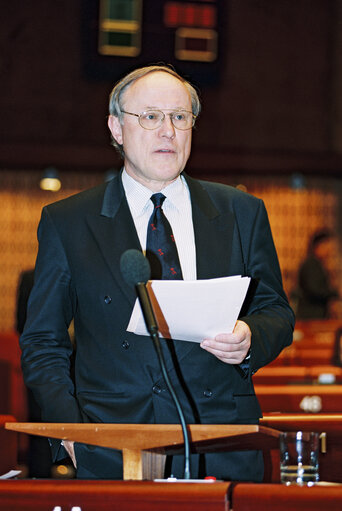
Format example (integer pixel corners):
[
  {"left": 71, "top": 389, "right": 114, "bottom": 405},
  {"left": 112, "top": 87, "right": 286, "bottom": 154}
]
[{"left": 146, "top": 193, "right": 183, "bottom": 280}]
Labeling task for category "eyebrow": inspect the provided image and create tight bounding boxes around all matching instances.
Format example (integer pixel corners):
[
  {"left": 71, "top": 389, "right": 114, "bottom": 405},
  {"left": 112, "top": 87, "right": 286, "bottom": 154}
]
[{"left": 142, "top": 106, "right": 189, "bottom": 111}]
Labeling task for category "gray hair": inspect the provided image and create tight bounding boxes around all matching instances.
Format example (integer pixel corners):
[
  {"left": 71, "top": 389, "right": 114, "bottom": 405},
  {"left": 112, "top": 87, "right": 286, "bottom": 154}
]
[{"left": 108, "top": 64, "right": 201, "bottom": 157}]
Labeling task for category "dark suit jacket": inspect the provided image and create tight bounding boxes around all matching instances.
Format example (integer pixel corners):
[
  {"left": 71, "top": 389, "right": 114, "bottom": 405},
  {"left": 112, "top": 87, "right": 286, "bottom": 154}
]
[
  {"left": 16, "top": 269, "right": 35, "bottom": 335},
  {"left": 20, "top": 172, "right": 294, "bottom": 481}
]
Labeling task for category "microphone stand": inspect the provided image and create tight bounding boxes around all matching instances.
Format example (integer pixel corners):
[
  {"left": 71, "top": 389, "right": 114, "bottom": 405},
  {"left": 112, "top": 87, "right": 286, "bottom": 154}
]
[{"left": 135, "top": 282, "right": 191, "bottom": 480}]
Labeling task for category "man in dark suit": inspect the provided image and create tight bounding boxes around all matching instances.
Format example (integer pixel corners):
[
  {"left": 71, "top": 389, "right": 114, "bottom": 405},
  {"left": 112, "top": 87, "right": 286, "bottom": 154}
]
[
  {"left": 16, "top": 269, "right": 35, "bottom": 335},
  {"left": 20, "top": 65, "right": 294, "bottom": 481}
]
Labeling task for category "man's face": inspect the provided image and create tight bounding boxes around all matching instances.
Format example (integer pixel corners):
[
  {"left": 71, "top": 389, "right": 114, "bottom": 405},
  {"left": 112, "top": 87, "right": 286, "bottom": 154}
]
[
  {"left": 316, "top": 239, "right": 336, "bottom": 264},
  {"left": 108, "top": 71, "right": 193, "bottom": 191}
]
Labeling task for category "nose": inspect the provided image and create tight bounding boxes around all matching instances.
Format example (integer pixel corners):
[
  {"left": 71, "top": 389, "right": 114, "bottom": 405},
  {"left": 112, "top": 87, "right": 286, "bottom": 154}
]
[{"left": 158, "top": 114, "right": 176, "bottom": 138}]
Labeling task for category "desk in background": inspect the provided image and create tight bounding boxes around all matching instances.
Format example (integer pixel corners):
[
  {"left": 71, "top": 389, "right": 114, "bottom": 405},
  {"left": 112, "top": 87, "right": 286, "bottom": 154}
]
[
  {"left": 255, "top": 384, "right": 342, "bottom": 413},
  {"left": 253, "top": 365, "right": 342, "bottom": 385}
]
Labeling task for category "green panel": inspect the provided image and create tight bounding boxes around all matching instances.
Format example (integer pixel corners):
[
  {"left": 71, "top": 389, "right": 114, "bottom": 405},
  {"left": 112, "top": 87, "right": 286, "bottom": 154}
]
[
  {"left": 106, "top": 31, "right": 135, "bottom": 47},
  {"left": 107, "top": 0, "right": 137, "bottom": 21}
]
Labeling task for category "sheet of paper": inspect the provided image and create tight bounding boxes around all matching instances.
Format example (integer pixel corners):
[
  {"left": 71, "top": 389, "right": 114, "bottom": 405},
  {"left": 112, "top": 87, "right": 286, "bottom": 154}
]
[
  {"left": 127, "top": 275, "right": 250, "bottom": 343},
  {"left": 0, "top": 470, "right": 22, "bottom": 479}
]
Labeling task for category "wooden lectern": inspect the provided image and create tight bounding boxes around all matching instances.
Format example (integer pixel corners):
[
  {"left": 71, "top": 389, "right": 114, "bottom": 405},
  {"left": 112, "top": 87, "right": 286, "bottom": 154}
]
[{"left": 5, "top": 422, "right": 280, "bottom": 480}]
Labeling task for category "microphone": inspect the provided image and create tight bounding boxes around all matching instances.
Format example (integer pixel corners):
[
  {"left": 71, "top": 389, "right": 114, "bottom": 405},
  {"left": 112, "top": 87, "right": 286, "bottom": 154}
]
[
  {"left": 120, "top": 249, "right": 191, "bottom": 479},
  {"left": 120, "top": 248, "right": 158, "bottom": 337}
]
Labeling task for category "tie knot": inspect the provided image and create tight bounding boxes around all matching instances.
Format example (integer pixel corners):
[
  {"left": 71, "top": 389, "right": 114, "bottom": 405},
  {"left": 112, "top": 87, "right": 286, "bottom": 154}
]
[{"left": 150, "top": 193, "right": 166, "bottom": 209}]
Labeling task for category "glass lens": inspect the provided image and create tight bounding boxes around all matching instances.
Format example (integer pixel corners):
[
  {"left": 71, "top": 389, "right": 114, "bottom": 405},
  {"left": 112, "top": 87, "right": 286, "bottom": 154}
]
[
  {"left": 170, "top": 111, "right": 193, "bottom": 129},
  {"left": 139, "top": 111, "right": 163, "bottom": 129},
  {"left": 139, "top": 110, "right": 194, "bottom": 130}
]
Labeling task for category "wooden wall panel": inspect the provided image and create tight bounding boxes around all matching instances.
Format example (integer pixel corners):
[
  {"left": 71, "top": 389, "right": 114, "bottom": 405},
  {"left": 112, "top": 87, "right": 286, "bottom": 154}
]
[{"left": 0, "top": 170, "right": 341, "bottom": 332}]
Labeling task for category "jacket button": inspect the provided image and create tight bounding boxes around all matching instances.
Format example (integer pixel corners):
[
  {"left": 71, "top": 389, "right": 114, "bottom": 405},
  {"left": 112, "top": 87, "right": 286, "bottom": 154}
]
[
  {"left": 152, "top": 384, "right": 162, "bottom": 394},
  {"left": 122, "top": 340, "right": 130, "bottom": 349},
  {"left": 203, "top": 389, "right": 213, "bottom": 398},
  {"left": 104, "top": 295, "right": 112, "bottom": 304}
]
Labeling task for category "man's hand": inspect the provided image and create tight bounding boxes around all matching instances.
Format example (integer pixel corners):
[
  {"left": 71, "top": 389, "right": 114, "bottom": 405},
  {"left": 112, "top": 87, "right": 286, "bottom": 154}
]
[
  {"left": 62, "top": 440, "right": 77, "bottom": 468},
  {"left": 200, "top": 320, "right": 251, "bottom": 364}
]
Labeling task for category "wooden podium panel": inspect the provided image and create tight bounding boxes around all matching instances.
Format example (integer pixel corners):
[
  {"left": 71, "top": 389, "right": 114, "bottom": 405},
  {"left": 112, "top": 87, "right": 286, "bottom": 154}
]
[
  {"left": 5, "top": 422, "right": 280, "bottom": 480},
  {"left": 0, "top": 480, "right": 231, "bottom": 511},
  {"left": 233, "top": 483, "right": 342, "bottom": 511},
  {"left": 5, "top": 423, "right": 280, "bottom": 453}
]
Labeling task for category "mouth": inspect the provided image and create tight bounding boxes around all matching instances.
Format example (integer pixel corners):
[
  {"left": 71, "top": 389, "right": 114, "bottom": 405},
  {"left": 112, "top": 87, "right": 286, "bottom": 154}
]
[{"left": 154, "top": 149, "right": 176, "bottom": 154}]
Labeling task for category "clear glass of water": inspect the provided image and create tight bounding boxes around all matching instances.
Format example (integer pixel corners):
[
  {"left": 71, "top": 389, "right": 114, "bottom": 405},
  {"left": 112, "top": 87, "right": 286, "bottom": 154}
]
[{"left": 279, "top": 431, "right": 319, "bottom": 485}]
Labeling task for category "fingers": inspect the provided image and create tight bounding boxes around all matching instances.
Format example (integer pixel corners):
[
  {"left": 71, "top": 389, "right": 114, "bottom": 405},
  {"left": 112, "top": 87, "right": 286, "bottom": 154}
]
[
  {"left": 200, "top": 321, "right": 251, "bottom": 364},
  {"left": 200, "top": 340, "right": 247, "bottom": 363}
]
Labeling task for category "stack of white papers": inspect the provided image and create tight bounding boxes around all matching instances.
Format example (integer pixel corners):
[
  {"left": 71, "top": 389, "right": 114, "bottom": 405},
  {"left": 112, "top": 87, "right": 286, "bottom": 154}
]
[{"left": 127, "top": 275, "right": 250, "bottom": 343}]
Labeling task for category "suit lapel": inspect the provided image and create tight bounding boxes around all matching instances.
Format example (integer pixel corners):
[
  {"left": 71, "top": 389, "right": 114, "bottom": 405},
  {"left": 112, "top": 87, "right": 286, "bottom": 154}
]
[
  {"left": 169, "top": 174, "right": 236, "bottom": 364},
  {"left": 88, "top": 172, "right": 235, "bottom": 288},
  {"left": 86, "top": 175, "right": 141, "bottom": 307},
  {"left": 185, "top": 174, "right": 235, "bottom": 280}
]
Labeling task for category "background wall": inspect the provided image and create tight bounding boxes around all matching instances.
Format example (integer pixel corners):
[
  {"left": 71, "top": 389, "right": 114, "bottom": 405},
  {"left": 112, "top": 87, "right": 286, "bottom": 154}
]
[
  {"left": 1, "top": 0, "right": 342, "bottom": 173},
  {"left": 1, "top": 0, "right": 342, "bottom": 331}
]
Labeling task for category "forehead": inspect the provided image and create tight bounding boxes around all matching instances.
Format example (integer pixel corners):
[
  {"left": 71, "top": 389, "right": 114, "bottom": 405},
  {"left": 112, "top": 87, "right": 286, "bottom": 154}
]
[{"left": 123, "top": 71, "right": 191, "bottom": 109}]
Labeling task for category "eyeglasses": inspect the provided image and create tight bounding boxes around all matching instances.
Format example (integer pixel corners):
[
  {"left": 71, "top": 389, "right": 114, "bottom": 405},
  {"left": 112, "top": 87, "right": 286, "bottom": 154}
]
[{"left": 121, "top": 109, "right": 196, "bottom": 130}]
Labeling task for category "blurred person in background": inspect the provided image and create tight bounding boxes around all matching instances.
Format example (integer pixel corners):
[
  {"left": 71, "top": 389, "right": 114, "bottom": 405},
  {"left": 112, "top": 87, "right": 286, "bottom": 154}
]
[{"left": 295, "top": 229, "right": 339, "bottom": 319}]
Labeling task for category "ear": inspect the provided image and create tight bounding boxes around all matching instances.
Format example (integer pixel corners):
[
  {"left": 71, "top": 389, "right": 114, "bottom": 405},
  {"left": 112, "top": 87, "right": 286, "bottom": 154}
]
[{"left": 108, "top": 115, "right": 123, "bottom": 145}]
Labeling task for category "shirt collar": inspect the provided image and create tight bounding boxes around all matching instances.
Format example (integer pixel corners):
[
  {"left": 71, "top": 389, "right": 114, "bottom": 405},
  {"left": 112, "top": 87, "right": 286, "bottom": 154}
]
[
  {"left": 122, "top": 169, "right": 188, "bottom": 216},
  {"left": 122, "top": 169, "right": 151, "bottom": 217},
  {"left": 163, "top": 175, "right": 189, "bottom": 212}
]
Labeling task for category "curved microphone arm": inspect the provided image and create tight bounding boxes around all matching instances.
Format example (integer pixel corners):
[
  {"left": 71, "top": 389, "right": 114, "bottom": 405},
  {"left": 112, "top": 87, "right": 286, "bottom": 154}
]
[
  {"left": 135, "top": 282, "right": 191, "bottom": 480},
  {"left": 150, "top": 331, "right": 191, "bottom": 480}
]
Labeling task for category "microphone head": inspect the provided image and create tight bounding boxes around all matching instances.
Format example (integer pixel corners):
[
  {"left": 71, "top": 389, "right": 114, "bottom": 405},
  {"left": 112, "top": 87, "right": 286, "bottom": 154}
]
[{"left": 120, "top": 249, "right": 151, "bottom": 286}]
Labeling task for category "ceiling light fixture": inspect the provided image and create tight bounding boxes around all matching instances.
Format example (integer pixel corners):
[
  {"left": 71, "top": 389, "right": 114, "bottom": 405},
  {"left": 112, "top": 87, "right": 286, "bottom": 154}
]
[{"left": 40, "top": 167, "right": 61, "bottom": 192}]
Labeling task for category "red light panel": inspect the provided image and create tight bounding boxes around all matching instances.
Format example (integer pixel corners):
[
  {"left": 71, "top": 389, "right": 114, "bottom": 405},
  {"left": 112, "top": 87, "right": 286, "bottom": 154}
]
[{"left": 164, "top": 2, "right": 216, "bottom": 28}]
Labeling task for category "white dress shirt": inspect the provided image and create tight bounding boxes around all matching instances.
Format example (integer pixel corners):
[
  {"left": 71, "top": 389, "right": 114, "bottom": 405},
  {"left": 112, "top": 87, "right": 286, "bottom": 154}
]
[{"left": 122, "top": 169, "right": 197, "bottom": 280}]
